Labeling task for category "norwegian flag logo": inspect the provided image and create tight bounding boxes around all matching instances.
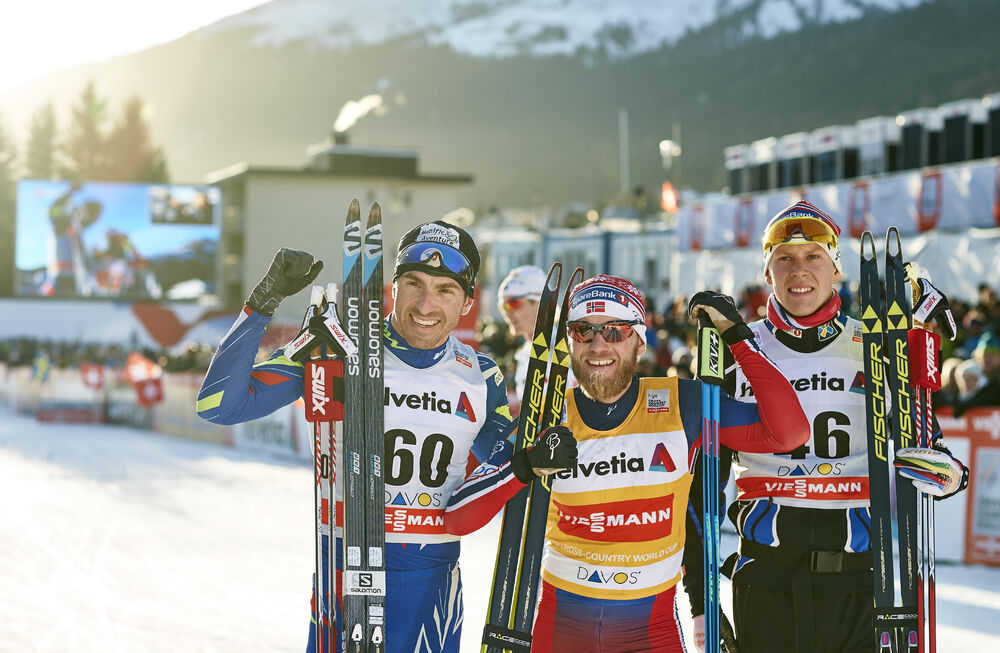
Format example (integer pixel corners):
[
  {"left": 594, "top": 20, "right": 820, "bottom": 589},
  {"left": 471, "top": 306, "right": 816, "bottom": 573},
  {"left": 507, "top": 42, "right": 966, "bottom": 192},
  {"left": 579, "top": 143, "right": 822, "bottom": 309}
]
[{"left": 586, "top": 301, "right": 605, "bottom": 313}]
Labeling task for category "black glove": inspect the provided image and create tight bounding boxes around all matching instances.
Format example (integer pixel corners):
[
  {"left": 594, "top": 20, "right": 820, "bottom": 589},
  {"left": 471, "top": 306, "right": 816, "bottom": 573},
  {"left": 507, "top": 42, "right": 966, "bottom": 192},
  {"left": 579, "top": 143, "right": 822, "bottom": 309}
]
[
  {"left": 720, "top": 610, "right": 740, "bottom": 653},
  {"left": 246, "top": 248, "right": 324, "bottom": 317},
  {"left": 510, "top": 425, "right": 578, "bottom": 483},
  {"left": 687, "top": 291, "right": 752, "bottom": 345}
]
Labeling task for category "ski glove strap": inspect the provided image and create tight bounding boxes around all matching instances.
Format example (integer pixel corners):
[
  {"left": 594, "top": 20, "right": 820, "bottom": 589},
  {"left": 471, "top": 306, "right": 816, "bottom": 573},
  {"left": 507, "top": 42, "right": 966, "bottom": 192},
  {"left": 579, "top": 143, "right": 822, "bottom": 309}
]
[
  {"left": 894, "top": 446, "right": 968, "bottom": 498},
  {"left": 285, "top": 302, "right": 359, "bottom": 362},
  {"left": 247, "top": 248, "right": 324, "bottom": 317},
  {"left": 905, "top": 262, "right": 957, "bottom": 340},
  {"left": 687, "top": 291, "right": 753, "bottom": 346},
  {"left": 510, "top": 425, "right": 578, "bottom": 483}
]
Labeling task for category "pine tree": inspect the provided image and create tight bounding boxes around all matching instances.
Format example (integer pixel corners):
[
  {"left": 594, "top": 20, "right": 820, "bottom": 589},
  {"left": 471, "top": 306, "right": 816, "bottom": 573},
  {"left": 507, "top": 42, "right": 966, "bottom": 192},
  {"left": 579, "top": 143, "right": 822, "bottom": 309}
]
[
  {"left": 25, "top": 102, "right": 58, "bottom": 180},
  {"left": 0, "top": 112, "right": 18, "bottom": 294},
  {"left": 0, "top": 112, "right": 17, "bottom": 211},
  {"left": 63, "top": 81, "right": 111, "bottom": 182},
  {"left": 107, "top": 96, "right": 169, "bottom": 183}
]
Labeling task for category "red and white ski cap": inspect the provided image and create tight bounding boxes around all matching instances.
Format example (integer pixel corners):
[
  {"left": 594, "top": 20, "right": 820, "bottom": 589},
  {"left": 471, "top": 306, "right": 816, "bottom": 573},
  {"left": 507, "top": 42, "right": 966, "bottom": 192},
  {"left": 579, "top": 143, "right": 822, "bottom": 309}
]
[{"left": 567, "top": 274, "right": 647, "bottom": 343}]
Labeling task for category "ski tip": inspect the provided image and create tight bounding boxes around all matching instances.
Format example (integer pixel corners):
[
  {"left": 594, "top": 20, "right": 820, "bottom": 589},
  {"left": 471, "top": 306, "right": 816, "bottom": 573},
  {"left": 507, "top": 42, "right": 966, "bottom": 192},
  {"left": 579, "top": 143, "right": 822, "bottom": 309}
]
[
  {"left": 545, "top": 262, "right": 561, "bottom": 292},
  {"left": 860, "top": 231, "right": 876, "bottom": 259},
  {"left": 348, "top": 198, "right": 361, "bottom": 220},
  {"left": 368, "top": 201, "right": 382, "bottom": 223},
  {"left": 886, "top": 226, "right": 901, "bottom": 256}
]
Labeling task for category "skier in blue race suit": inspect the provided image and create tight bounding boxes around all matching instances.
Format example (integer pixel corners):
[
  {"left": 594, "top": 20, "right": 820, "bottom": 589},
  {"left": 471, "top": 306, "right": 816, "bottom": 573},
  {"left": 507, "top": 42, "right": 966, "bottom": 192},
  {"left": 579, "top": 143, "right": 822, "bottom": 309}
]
[{"left": 196, "top": 222, "right": 578, "bottom": 653}]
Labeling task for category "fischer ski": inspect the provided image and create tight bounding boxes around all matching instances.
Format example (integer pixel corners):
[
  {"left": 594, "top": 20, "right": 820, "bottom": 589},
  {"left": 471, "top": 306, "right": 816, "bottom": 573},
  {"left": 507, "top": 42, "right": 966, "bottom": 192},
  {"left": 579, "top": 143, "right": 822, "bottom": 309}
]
[
  {"left": 341, "top": 200, "right": 386, "bottom": 653},
  {"left": 861, "top": 227, "right": 920, "bottom": 652},
  {"left": 884, "top": 226, "right": 920, "bottom": 653},
  {"left": 481, "top": 263, "right": 583, "bottom": 653},
  {"left": 511, "top": 265, "right": 583, "bottom": 641},
  {"left": 861, "top": 231, "right": 897, "bottom": 652}
]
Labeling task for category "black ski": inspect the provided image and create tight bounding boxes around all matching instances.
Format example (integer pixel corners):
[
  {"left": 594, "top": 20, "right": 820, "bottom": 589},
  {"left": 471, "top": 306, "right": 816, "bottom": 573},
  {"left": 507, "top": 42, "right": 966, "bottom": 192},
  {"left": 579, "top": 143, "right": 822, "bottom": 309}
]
[
  {"left": 482, "top": 263, "right": 583, "bottom": 653},
  {"left": 861, "top": 228, "right": 920, "bottom": 652},
  {"left": 481, "top": 263, "right": 561, "bottom": 653},
  {"left": 510, "top": 266, "right": 583, "bottom": 639},
  {"left": 341, "top": 201, "right": 386, "bottom": 652},
  {"left": 361, "top": 204, "right": 385, "bottom": 652},
  {"left": 860, "top": 231, "right": 897, "bottom": 652},
  {"left": 883, "top": 227, "right": 920, "bottom": 653},
  {"left": 341, "top": 199, "right": 367, "bottom": 652}
]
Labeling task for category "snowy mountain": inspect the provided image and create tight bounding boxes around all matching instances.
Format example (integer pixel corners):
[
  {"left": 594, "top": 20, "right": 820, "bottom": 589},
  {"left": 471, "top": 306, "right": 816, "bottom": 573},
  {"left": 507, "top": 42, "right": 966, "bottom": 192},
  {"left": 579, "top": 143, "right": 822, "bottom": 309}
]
[
  {"left": 203, "top": 0, "right": 927, "bottom": 59},
  {"left": 1, "top": 0, "right": 996, "bottom": 207}
]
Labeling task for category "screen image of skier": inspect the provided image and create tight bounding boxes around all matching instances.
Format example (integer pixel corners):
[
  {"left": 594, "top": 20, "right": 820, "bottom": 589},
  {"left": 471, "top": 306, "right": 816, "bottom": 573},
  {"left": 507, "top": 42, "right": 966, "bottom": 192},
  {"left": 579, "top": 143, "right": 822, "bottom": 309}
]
[
  {"left": 41, "top": 183, "right": 102, "bottom": 296},
  {"left": 13, "top": 179, "right": 220, "bottom": 301}
]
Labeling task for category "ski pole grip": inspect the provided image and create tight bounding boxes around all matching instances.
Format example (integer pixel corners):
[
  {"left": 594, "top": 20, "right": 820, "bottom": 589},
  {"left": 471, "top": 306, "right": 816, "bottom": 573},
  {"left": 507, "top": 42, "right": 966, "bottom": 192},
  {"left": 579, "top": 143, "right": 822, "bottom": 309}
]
[
  {"left": 309, "top": 285, "right": 325, "bottom": 307},
  {"left": 908, "top": 328, "right": 942, "bottom": 390},
  {"left": 696, "top": 319, "right": 725, "bottom": 386}
]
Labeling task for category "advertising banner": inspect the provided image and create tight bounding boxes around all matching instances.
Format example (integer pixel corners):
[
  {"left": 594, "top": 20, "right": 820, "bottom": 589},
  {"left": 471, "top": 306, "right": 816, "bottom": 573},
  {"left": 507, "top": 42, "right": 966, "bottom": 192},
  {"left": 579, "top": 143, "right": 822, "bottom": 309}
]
[{"left": 938, "top": 406, "right": 1000, "bottom": 566}]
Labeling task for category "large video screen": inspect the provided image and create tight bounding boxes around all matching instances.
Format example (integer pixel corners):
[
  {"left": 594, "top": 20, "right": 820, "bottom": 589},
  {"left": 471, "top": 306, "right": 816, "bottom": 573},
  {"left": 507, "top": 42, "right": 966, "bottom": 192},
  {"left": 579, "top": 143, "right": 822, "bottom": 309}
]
[{"left": 14, "top": 180, "right": 221, "bottom": 300}]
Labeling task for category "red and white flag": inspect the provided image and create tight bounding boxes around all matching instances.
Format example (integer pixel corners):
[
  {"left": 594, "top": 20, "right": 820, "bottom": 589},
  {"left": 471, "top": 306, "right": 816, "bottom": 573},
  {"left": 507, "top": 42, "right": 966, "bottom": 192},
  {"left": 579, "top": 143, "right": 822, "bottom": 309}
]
[
  {"left": 123, "top": 352, "right": 164, "bottom": 406},
  {"left": 135, "top": 378, "right": 164, "bottom": 407},
  {"left": 80, "top": 363, "right": 105, "bottom": 390},
  {"left": 123, "top": 352, "right": 161, "bottom": 383}
]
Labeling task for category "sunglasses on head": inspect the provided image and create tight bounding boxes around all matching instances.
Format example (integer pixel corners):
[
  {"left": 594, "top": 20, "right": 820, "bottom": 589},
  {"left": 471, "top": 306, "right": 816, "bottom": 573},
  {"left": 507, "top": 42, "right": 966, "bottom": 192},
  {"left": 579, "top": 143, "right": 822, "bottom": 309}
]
[
  {"left": 761, "top": 218, "right": 839, "bottom": 252},
  {"left": 567, "top": 320, "right": 639, "bottom": 344},
  {"left": 396, "top": 241, "right": 475, "bottom": 288}
]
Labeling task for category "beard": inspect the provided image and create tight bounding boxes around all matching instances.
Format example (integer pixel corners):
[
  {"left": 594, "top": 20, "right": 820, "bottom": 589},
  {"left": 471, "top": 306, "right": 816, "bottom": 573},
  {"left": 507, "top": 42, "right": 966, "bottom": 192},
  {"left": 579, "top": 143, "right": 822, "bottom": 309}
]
[{"left": 571, "top": 340, "right": 641, "bottom": 404}]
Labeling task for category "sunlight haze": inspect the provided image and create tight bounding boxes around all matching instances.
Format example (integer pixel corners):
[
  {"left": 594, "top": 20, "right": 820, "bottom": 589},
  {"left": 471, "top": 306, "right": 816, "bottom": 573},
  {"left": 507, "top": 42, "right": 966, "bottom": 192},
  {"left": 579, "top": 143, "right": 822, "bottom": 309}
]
[{"left": 0, "top": 0, "right": 269, "bottom": 92}]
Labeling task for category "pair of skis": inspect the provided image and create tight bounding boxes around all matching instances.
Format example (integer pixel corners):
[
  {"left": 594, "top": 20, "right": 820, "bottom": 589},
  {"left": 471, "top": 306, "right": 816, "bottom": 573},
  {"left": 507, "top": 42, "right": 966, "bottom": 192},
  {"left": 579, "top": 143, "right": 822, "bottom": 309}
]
[
  {"left": 481, "top": 262, "right": 583, "bottom": 653},
  {"left": 290, "top": 200, "right": 385, "bottom": 653},
  {"left": 341, "top": 200, "right": 386, "bottom": 653},
  {"left": 861, "top": 227, "right": 939, "bottom": 653},
  {"left": 695, "top": 319, "right": 725, "bottom": 653}
]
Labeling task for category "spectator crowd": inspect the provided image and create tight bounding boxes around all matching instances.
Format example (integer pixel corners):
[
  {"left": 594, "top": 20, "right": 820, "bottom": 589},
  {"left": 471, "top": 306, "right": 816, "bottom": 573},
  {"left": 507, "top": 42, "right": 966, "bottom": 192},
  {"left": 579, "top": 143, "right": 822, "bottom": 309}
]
[
  {"left": 2, "top": 279, "right": 998, "bottom": 415},
  {"left": 479, "top": 279, "right": 1000, "bottom": 416}
]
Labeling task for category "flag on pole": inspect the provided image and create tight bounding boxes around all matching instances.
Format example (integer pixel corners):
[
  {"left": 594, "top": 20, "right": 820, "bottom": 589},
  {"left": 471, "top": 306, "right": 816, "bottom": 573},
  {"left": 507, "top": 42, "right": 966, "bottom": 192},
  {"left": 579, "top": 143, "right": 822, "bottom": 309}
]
[{"left": 80, "top": 362, "right": 105, "bottom": 390}]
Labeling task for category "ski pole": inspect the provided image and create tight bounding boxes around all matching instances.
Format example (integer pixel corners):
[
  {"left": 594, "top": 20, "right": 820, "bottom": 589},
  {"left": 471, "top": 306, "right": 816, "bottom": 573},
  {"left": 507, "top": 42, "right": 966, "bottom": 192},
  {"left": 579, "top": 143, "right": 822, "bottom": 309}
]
[
  {"left": 696, "top": 317, "right": 725, "bottom": 653},
  {"left": 290, "top": 284, "right": 346, "bottom": 653},
  {"left": 908, "top": 327, "right": 942, "bottom": 653}
]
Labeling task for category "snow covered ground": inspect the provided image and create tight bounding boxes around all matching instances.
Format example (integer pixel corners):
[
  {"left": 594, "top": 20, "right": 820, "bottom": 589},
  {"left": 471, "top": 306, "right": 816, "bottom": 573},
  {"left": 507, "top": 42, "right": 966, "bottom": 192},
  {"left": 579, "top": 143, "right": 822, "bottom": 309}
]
[{"left": 1, "top": 407, "right": 998, "bottom": 652}]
